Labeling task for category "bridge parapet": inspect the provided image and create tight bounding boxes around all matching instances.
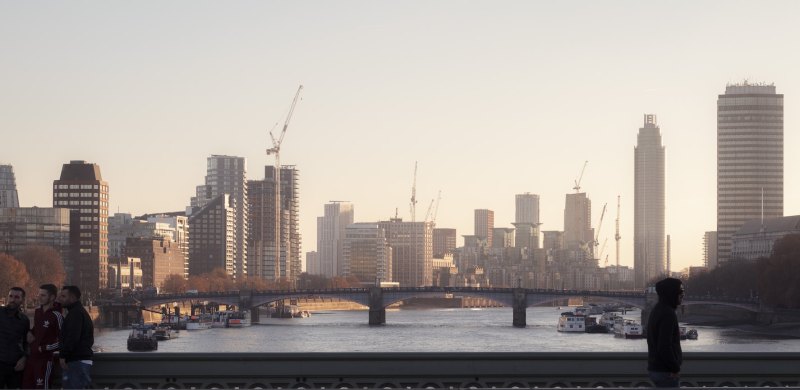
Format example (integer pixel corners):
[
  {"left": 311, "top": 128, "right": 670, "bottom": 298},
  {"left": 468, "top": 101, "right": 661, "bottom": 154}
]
[{"left": 91, "top": 352, "right": 800, "bottom": 389}]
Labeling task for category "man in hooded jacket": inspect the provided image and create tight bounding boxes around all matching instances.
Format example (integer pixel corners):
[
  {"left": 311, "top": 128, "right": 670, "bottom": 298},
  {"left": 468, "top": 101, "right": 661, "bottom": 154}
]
[{"left": 647, "top": 277, "right": 684, "bottom": 387}]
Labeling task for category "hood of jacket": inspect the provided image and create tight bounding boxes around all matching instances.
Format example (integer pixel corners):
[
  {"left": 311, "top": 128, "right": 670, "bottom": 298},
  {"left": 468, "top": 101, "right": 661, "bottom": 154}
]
[{"left": 656, "top": 277, "right": 683, "bottom": 309}]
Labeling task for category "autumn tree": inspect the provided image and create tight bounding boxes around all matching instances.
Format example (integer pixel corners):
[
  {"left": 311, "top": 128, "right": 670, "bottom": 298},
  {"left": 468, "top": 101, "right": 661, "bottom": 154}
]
[
  {"left": 15, "top": 245, "right": 66, "bottom": 289},
  {"left": 160, "top": 274, "right": 188, "bottom": 294},
  {"left": 187, "top": 275, "right": 210, "bottom": 292},
  {"left": 236, "top": 276, "right": 269, "bottom": 291},
  {"left": 756, "top": 234, "right": 800, "bottom": 308},
  {"left": 0, "top": 253, "right": 31, "bottom": 302}
]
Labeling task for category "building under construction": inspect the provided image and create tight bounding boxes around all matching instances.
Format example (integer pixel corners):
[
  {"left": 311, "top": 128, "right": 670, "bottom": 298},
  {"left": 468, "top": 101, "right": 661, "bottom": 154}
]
[{"left": 247, "top": 165, "right": 301, "bottom": 282}]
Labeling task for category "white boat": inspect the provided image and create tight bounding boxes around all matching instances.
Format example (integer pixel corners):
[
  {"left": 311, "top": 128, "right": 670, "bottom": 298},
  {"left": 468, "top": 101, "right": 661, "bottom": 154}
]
[
  {"left": 185, "top": 315, "right": 212, "bottom": 330},
  {"left": 211, "top": 311, "right": 231, "bottom": 328},
  {"left": 227, "top": 311, "right": 252, "bottom": 327},
  {"left": 614, "top": 318, "right": 643, "bottom": 339},
  {"left": 557, "top": 312, "right": 585, "bottom": 332},
  {"left": 599, "top": 312, "right": 622, "bottom": 329}
]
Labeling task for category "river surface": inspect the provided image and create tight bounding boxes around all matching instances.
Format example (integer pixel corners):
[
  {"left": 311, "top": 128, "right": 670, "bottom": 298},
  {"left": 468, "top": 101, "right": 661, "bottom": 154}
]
[{"left": 94, "top": 307, "right": 800, "bottom": 353}]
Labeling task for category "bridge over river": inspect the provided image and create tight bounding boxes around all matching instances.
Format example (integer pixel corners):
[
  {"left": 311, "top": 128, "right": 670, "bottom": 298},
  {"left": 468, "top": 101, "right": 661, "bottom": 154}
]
[{"left": 102, "top": 287, "right": 762, "bottom": 328}]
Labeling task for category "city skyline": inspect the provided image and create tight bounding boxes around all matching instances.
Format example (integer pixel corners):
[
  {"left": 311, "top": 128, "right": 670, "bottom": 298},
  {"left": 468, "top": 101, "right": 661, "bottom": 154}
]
[{"left": 3, "top": 2, "right": 800, "bottom": 273}]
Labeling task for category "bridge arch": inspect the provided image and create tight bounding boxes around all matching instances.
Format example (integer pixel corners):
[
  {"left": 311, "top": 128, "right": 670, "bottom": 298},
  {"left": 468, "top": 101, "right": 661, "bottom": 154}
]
[{"left": 381, "top": 290, "right": 512, "bottom": 308}]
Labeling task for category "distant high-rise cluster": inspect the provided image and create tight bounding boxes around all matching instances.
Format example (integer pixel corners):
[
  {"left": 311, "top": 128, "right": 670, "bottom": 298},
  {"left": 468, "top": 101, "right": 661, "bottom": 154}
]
[
  {"left": 717, "top": 83, "right": 783, "bottom": 264},
  {"left": 634, "top": 114, "right": 666, "bottom": 288}
]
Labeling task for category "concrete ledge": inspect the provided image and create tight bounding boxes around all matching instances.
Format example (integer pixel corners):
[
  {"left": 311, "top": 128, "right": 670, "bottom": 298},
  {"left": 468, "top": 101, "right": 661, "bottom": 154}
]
[{"left": 91, "top": 352, "right": 800, "bottom": 388}]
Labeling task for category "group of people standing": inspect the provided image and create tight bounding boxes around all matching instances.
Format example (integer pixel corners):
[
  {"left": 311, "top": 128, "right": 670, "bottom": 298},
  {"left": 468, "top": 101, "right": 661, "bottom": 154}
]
[{"left": 1, "top": 285, "right": 94, "bottom": 389}]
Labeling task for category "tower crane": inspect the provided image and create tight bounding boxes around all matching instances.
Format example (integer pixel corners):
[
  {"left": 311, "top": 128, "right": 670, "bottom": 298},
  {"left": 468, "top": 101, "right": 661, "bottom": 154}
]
[
  {"left": 592, "top": 202, "right": 608, "bottom": 259},
  {"left": 615, "top": 195, "right": 621, "bottom": 268},
  {"left": 423, "top": 198, "right": 435, "bottom": 222},
  {"left": 409, "top": 161, "right": 418, "bottom": 223},
  {"left": 431, "top": 190, "right": 442, "bottom": 225},
  {"left": 573, "top": 160, "right": 589, "bottom": 193},
  {"left": 265, "top": 84, "right": 303, "bottom": 279}
]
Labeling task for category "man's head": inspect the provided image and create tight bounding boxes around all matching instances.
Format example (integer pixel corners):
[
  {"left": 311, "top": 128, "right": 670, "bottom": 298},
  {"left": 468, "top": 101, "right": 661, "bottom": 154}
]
[
  {"left": 655, "top": 277, "right": 684, "bottom": 308},
  {"left": 6, "top": 287, "right": 25, "bottom": 310},
  {"left": 38, "top": 284, "right": 58, "bottom": 307},
  {"left": 58, "top": 285, "right": 81, "bottom": 306}
]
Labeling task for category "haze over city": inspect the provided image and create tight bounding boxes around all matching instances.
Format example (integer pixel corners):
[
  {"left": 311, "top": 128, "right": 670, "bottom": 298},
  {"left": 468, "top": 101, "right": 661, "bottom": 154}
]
[{"left": 3, "top": 1, "right": 800, "bottom": 273}]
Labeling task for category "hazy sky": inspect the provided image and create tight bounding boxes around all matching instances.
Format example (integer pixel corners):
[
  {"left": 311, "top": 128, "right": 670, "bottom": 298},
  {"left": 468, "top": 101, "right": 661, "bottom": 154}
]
[{"left": 2, "top": 1, "right": 799, "bottom": 272}]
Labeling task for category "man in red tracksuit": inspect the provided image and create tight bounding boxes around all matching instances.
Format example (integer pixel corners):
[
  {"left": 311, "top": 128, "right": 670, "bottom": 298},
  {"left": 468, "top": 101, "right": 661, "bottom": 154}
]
[{"left": 22, "top": 284, "right": 63, "bottom": 390}]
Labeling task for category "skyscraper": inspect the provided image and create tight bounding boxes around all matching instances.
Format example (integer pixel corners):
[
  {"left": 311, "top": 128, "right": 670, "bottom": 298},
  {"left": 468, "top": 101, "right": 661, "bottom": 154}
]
[
  {"left": 247, "top": 165, "right": 301, "bottom": 281},
  {"left": 191, "top": 155, "right": 248, "bottom": 279},
  {"left": 53, "top": 160, "right": 109, "bottom": 293},
  {"left": 0, "top": 165, "right": 19, "bottom": 208},
  {"left": 634, "top": 114, "right": 666, "bottom": 288},
  {"left": 563, "top": 193, "right": 592, "bottom": 256},
  {"left": 316, "top": 201, "right": 354, "bottom": 277},
  {"left": 717, "top": 82, "right": 783, "bottom": 264},
  {"left": 514, "top": 193, "right": 541, "bottom": 250},
  {"left": 474, "top": 209, "right": 494, "bottom": 247},
  {"left": 378, "top": 218, "right": 433, "bottom": 287}
]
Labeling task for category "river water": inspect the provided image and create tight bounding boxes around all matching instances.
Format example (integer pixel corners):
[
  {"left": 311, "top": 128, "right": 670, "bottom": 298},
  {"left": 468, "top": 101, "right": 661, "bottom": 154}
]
[{"left": 94, "top": 307, "right": 800, "bottom": 353}]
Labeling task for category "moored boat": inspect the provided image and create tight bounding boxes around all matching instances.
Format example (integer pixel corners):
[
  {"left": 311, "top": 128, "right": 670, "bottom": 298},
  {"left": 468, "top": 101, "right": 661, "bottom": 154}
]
[
  {"left": 127, "top": 324, "right": 158, "bottom": 351},
  {"left": 186, "top": 315, "right": 212, "bottom": 330},
  {"left": 227, "top": 310, "right": 252, "bottom": 327},
  {"left": 557, "top": 312, "right": 585, "bottom": 332}
]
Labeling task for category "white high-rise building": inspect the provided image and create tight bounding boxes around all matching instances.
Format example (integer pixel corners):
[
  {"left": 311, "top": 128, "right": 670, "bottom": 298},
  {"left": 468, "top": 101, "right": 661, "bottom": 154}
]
[
  {"left": 514, "top": 193, "right": 541, "bottom": 250},
  {"left": 0, "top": 165, "right": 20, "bottom": 208},
  {"left": 378, "top": 218, "right": 433, "bottom": 287},
  {"left": 316, "top": 202, "right": 354, "bottom": 277},
  {"left": 717, "top": 83, "right": 783, "bottom": 264},
  {"left": 191, "top": 155, "right": 248, "bottom": 279},
  {"left": 634, "top": 114, "right": 666, "bottom": 288}
]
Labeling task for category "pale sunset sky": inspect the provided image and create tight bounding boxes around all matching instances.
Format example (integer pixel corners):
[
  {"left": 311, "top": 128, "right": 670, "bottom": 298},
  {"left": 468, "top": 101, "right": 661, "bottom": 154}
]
[{"left": 2, "top": 1, "right": 800, "bottom": 272}]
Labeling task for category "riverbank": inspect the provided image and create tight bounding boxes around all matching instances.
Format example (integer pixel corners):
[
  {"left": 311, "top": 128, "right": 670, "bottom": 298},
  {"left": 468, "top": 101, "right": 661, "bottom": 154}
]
[{"left": 681, "top": 305, "right": 800, "bottom": 338}]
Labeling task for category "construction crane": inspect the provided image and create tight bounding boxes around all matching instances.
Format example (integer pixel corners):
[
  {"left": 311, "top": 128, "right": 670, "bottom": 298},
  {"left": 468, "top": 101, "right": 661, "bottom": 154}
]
[
  {"left": 615, "top": 195, "right": 621, "bottom": 268},
  {"left": 423, "top": 198, "right": 435, "bottom": 222},
  {"left": 265, "top": 84, "right": 303, "bottom": 279},
  {"left": 431, "top": 190, "right": 442, "bottom": 225},
  {"left": 409, "top": 161, "right": 418, "bottom": 223},
  {"left": 573, "top": 160, "right": 588, "bottom": 193},
  {"left": 592, "top": 202, "right": 608, "bottom": 259},
  {"left": 599, "top": 238, "right": 608, "bottom": 264}
]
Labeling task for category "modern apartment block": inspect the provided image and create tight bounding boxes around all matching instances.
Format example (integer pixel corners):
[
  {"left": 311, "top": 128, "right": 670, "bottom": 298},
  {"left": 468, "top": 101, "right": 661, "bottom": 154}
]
[
  {"left": 0, "top": 207, "right": 71, "bottom": 262},
  {"left": 634, "top": 114, "right": 666, "bottom": 289},
  {"left": 0, "top": 165, "right": 19, "bottom": 208},
  {"left": 53, "top": 160, "right": 109, "bottom": 293},
  {"left": 247, "top": 165, "right": 301, "bottom": 281},
  {"left": 515, "top": 193, "right": 540, "bottom": 225},
  {"left": 317, "top": 201, "right": 354, "bottom": 277},
  {"left": 474, "top": 209, "right": 494, "bottom": 247},
  {"left": 305, "top": 251, "right": 319, "bottom": 274},
  {"left": 342, "top": 223, "right": 392, "bottom": 285},
  {"left": 492, "top": 228, "right": 515, "bottom": 249},
  {"left": 378, "top": 218, "right": 433, "bottom": 287},
  {"left": 432, "top": 228, "right": 457, "bottom": 258},
  {"left": 191, "top": 155, "right": 247, "bottom": 279},
  {"left": 703, "top": 231, "right": 718, "bottom": 270},
  {"left": 542, "top": 231, "right": 564, "bottom": 253},
  {"left": 188, "top": 194, "right": 235, "bottom": 276},
  {"left": 563, "top": 193, "right": 593, "bottom": 256},
  {"left": 124, "top": 236, "right": 184, "bottom": 289},
  {"left": 717, "top": 82, "right": 783, "bottom": 264},
  {"left": 109, "top": 213, "right": 190, "bottom": 278}
]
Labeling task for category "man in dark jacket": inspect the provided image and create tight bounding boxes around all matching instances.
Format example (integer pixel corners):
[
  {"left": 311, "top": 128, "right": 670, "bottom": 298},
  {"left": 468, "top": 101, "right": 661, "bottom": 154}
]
[
  {"left": 647, "top": 277, "right": 684, "bottom": 387},
  {"left": 1, "top": 287, "right": 29, "bottom": 389},
  {"left": 57, "top": 286, "right": 93, "bottom": 389}
]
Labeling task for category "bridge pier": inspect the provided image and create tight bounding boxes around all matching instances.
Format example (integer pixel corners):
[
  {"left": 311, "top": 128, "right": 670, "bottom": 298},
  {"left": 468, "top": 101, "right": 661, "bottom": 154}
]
[
  {"left": 368, "top": 286, "right": 385, "bottom": 325},
  {"left": 512, "top": 288, "right": 527, "bottom": 327}
]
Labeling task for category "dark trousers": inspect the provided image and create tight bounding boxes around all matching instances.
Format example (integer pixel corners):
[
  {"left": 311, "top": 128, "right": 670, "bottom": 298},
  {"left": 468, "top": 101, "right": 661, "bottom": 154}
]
[
  {"left": 649, "top": 370, "right": 680, "bottom": 387},
  {"left": 0, "top": 361, "right": 23, "bottom": 389}
]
